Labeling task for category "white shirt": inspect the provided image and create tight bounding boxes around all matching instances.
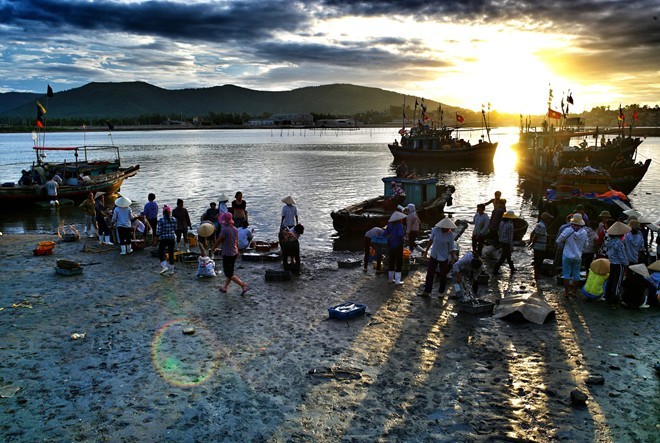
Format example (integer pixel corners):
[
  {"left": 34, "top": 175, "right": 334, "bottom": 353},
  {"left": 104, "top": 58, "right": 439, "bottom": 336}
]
[
  {"left": 428, "top": 228, "right": 456, "bottom": 261},
  {"left": 556, "top": 225, "right": 587, "bottom": 260},
  {"left": 472, "top": 212, "right": 490, "bottom": 237}
]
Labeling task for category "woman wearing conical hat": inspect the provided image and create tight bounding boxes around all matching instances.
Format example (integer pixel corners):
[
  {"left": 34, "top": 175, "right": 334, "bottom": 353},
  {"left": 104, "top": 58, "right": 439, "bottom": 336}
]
[
  {"left": 422, "top": 216, "right": 457, "bottom": 296},
  {"left": 493, "top": 210, "right": 517, "bottom": 276},
  {"left": 112, "top": 195, "right": 135, "bottom": 255},
  {"left": 603, "top": 221, "right": 631, "bottom": 304},
  {"left": 556, "top": 213, "right": 588, "bottom": 296},
  {"left": 385, "top": 211, "right": 407, "bottom": 285},
  {"left": 281, "top": 196, "right": 299, "bottom": 230}
]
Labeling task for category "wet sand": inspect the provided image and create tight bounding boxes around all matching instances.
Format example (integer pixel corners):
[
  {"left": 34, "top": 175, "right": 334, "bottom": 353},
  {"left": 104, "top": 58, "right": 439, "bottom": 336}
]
[{"left": 0, "top": 234, "right": 658, "bottom": 442}]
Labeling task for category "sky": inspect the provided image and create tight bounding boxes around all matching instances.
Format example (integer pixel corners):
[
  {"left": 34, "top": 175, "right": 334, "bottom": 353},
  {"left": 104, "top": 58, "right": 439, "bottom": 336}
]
[{"left": 0, "top": 0, "right": 658, "bottom": 114}]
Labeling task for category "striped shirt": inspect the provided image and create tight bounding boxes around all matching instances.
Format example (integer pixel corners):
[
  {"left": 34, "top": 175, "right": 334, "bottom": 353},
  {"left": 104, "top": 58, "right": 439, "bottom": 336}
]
[
  {"left": 532, "top": 221, "right": 547, "bottom": 251},
  {"left": 605, "top": 237, "right": 628, "bottom": 266},
  {"left": 156, "top": 216, "right": 177, "bottom": 239},
  {"left": 498, "top": 220, "right": 514, "bottom": 244},
  {"left": 219, "top": 225, "right": 239, "bottom": 257}
]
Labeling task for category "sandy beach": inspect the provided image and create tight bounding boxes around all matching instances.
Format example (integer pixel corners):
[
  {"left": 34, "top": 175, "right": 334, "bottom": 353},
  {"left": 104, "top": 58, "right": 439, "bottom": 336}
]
[{"left": 0, "top": 233, "right": 658, "bottom": 442}]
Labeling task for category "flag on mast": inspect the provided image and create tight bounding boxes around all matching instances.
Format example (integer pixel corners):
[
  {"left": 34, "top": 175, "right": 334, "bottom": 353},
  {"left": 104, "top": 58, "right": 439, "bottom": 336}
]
[
  {"left": 47, "top": 85, "right": 54, "bottom": 97},
  {"left": 456, "top": 113, "right": 464, "bottom": 123},
  {"left": 36, "top": 101, "right": 46, "bottom": 128}
]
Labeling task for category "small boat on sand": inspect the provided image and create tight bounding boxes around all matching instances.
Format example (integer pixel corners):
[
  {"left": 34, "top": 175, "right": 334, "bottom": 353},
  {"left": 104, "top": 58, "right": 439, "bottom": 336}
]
[{"left": 331, "top": 177, "right": 455, "bottom": 235}]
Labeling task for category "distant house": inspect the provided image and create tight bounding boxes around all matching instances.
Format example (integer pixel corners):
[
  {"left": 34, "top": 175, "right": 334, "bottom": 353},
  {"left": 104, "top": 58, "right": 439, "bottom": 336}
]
[
  {"left": 246, "top": 113, "right": 313, "bottom": 127},
  {"left": 246, "top": 119, "right": 275, "bottom": 126},
  {"left": 316, "top": 118, "right": 360, "bottom": 128}
]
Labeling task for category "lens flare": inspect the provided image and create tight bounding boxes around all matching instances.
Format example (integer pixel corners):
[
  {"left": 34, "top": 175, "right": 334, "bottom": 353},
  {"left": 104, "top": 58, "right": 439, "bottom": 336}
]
[{"left": 151, "top": 318, "right": 220, "bottom": 387}]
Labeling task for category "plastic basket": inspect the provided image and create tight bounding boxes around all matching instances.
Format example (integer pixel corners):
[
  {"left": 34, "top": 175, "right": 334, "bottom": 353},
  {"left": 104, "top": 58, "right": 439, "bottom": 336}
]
[
  {"left": 328, "top": 302, "right": 366, "bottom": 320},
  {"left": 55, "top": 266, "right": 83, "bottom": 276}
]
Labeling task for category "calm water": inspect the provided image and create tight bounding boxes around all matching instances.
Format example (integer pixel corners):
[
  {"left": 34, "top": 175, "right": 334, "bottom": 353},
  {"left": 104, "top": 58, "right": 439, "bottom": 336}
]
[{"left": 1, "top": 127, "right": 658, "bottom": 251}]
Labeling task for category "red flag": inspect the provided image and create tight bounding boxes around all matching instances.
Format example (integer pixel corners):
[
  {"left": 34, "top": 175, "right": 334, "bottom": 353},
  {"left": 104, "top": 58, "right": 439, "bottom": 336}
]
[
  {"left": 456, "top": 113, "right": 464, "bottom": 123},
  {"left": 632, "top": 110, "right": 639, "bottom": 121},
  {"left": 547, "top": 108, "right": 562, "bottom": 119},
  {"left": 36, "top": 101, "right": 46, "bottom": 128}
]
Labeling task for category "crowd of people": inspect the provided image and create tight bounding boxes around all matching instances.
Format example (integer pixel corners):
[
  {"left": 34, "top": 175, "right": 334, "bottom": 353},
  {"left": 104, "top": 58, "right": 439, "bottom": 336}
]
[{"left": 79, "top": 191, "right": 305, "bottom": 293}]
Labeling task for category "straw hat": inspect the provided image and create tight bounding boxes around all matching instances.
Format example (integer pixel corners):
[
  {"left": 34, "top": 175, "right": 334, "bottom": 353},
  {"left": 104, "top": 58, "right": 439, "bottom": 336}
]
[
  {"left": 94, "top": 191, "right": 105, "bottom": 199},
  {"left": 502, "top": 210, "right": 518, "bottom": 219},
  {"left": 435, "top": 217, "right": 457, "bottom": 229},
  {"left": 598, "top": 210, "right": 611, "bottom": 218},
  {"left": 623, "top": 209, "right": 640, "bottom": 218},
  {"left": 281, "top": 195, "right": 296, "bottom": 205},
  {"left": 589, "top": 258, "right": 610, "bottom": 275},
  {"left": 115, "top": 196, "right": 132, "bottom": 208},
  {"left": 569, "top": 213, "right": 585, "bottom": 226},
  {"left": 218, "top": 193, "right": 229, "bottom": 202},
  {"left": 606, "top": 221, "right": 631, "bottom": 236},
  {"left": 628, "top": 263, "right": 650, "bottom": 278},
  {"left": 388, "top": 211, "right": 407, "bottom": 223},
  {"left": 648, "top": 260, "right": 660, "bottom": 272},
  {"left": 197, "top": 222, "right": 215, "bottom": 238},
  {"left": 540, "top": 212, "right": 554, "bottom": 223}
]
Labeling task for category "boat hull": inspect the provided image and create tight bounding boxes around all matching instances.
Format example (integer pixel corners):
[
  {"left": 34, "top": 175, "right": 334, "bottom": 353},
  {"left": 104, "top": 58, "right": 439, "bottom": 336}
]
[
  {"left": 388, "top": 142, "right": 498, "bottom": 162},
  {"left": 331, "top": 185, "right": 455, "bottom": 235},
  {"left": 0, "top": 165, "right": 139, "bottom": 206}
]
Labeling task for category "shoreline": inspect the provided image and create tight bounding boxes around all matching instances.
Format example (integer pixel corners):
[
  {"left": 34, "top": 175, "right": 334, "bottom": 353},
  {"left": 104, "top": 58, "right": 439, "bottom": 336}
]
[{"left": 0, "top": 233, "right": 657, "bottom": 441}]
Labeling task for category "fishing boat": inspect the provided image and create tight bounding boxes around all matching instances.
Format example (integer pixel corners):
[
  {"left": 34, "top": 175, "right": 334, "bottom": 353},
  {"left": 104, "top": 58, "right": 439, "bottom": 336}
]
[
  {"left": 537, "top": 167, "right": 634, "bottom": 238},
  {"left": 331, "top": 177, "right": 455, "bottom": 235},
  {"left": 0, "top": 141, "right": 139, "bottom": 207},
  {"left": 388, "top": 126, "right": 498, "bottom": 162}
]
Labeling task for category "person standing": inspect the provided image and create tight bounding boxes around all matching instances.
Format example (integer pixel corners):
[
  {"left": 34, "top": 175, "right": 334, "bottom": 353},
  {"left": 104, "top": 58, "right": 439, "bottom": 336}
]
[
  {"left": 79, "top": 192, "right": 97, "bottom": 238},
  {"left": 172, "top": 198, "right": 192, "bottom": 252},
  {"left": 217, "top": 193, "right": 230, "bottom": 215},
  {"left": 281, "top": 196, "right": 299, "bottom": 229},
  {"left": 143, "top": 193, "right": 158, "bottom": 234},
  {"left": 279, "top": 224, "right": 305, "bottom": 274},
  {"left": 529, "top": 212, "right": 553, "bottom": 280},
  {"left": 406, "top": 203, "right": 420, "bottom": 256},
  {"left": 603, "top": 221, "right": 631, "bottom": 304},
  {"left": 154, "top": 204, "right": 177, "bottom": 275},
  {"left": 112, "top": 195, "right": 135, "bottom": 255},
  {"left": 231, "top": 191, "right": 248, "bottom": 227},
  {"left": 213, "top": 212, "right": 249, "bottom": 295},
  {"left": 44, "top": 177, "right": 59, "bottom": 204},
  {"left": 363, "top": 226, "right": 385, "bottom": 273},
  {"left": 493, "top": 210, "right": 517, "bottom": 275},
  {"left": 95, "top": 193, "right": 113, "bottom": 245},
  {"left": 623, "top": 219, "right": 645, "bottom": 266},
  {"left": 556, "top": 214, "right": 588, "bottom": 296},
  {"left": 201, "top": 201, "right": 220, "bottom": 245},
  {"left": 471, "top": 203, "right": 490, "bottom": 256},
  {"left": 422, "top": 217, "right": 458, "bottom": 296},
  {"left": 385, "top": 211, "right": 407, "bottom": 285},
  {"left": 482, "top": 190, "right": 502, "bottom": 209}
]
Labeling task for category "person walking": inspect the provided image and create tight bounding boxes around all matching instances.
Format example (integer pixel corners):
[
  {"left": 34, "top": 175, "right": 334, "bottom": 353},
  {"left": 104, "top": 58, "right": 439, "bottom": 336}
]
[
  {"left": 406, "top": 203, "right": 420, "bottom": 257},
  {"left": 154, "top": 204, "right": 177, "bottom": 275},
  {"left": 79, "top": 192, "right": 97, "bottom": 238},
  {"left": 471, "top": 203, "right": 490, "bottom": 256},
  {"left": 143, "top": 193, "right": 159, "bottom": 234},
  {"left": 493, "top": 210, "right": 517, "bottom": 275},
  {"left": 112, "top": 195, "right": 135, "bottom": 255},
  {"left": 213, "top": 212, "right": 249, "bottom": 295},
  {"left": 281, "top": 196, "right": 299, "bottom": 229},
  {"left": 385, "top": 211, "right": 407, "bottom": 285},
  {"left": 172, "top": 198, "right": 192, "bottom": 252},
  {"left": 422, "top": 217, "right": 458, "bottom": 296},
  {"left": 529, "top": 212, "right": 553, "bottom": 280},
  {"left": 556, "top": 214, "right": 588, "bottom": 296},
  {"left": 603, "top": 221, "right": 631, "bottom": 304}
]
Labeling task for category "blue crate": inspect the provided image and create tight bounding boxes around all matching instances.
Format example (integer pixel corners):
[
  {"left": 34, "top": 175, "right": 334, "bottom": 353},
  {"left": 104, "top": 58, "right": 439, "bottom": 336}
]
[
  {"left": 328, "top": 302, "right": 366, "bottom": 320},
  {"left": 370, "top": 236, "right": 387, "bottom": 245}
]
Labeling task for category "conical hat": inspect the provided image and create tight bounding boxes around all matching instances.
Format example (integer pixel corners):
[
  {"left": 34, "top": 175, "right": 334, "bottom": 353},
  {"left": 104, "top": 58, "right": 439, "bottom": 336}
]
[
  {"left": 502, "top": 210, "right": 518, "bottom": 219},
  {"left": 218, "top": 193, "right": 229, "bottom": 202},
  {"left": 607, "top": 221, "right": 631, "bottom": 236},
  {"left": 94, "top": 191, "right": 105, "bottom": 199},
  {"left": 629, "top": 263, "right": 650, "bottom": 278},
  {"left": 388, "top": 211, "right": 407, "bottom": 222},
  {"left": 197, "top": 222, "right": 215, "bottom": 238},
  {"left": 589, "top": 258, "right": 610, "bottom": 275},
  {"left": 435, "top": 217, "right": 457, "bottom": 229},
  {"left": 281, "top": 195, "right": 296, "bottom": 205},
  {"left": 115, "top": 196, "right": 132, "bottom": 208},
  {"left": 647, "top": 260, "right": 660, "bottom": 272}
]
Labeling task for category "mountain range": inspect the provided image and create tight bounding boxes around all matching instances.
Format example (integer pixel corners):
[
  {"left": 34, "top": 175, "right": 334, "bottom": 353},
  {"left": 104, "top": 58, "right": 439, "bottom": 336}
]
[{"left": 0, "top": 82, "right": 459, "bottom": 121}]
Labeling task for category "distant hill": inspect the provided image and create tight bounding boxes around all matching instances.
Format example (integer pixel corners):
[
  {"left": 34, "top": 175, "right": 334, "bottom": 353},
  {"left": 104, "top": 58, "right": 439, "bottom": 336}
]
[{"left": 0, "top": 82, "right": 457, "bottom": 121}]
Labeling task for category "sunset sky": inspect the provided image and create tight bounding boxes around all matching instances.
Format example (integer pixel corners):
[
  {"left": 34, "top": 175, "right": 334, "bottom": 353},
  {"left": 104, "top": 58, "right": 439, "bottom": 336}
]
[{"left": 1, "top": 0, "right": 658, "bottom": 114}]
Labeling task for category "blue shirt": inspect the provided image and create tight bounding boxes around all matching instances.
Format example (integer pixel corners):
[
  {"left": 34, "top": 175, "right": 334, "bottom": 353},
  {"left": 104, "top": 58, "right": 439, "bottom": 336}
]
[
  {"left": 623, "top": 231, "right": 644, "bottom": 263},
  {"left": 385, "top": 222, "right": 405, "bottom": 249},
  {"left": 605, "top": 237, "right": 628, "bottom": 266},
  {"left": 143, "top": 201, "right": 158, "bottom": 219}
]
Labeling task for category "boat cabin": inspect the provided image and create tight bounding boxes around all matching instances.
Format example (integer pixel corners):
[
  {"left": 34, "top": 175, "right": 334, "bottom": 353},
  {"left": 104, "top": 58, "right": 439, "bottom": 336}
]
[
  {"left": 382, "top": 176, "right": 437, "bottom": 208},
  {"left": 554, "top": 167, "right": 611, "bottom": 195}
]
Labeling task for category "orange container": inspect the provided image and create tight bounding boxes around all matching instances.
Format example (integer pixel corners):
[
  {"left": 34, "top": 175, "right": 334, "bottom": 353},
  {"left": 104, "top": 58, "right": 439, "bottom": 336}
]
[{"left": 34, "top": 241, "right": 56, "bottom": 256}]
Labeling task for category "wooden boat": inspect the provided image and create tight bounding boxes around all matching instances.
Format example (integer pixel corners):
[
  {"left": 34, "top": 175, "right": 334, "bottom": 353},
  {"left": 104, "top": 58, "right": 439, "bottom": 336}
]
[
  {"left": 517, "top": 157, "right": 651, "bottom": 196},
  {"left": 388, "top": 125, "right": 497, "bottom": 162},
  {"left": 0, "top": 144, "right": 139, "bottom": 206},
  {"left": 331, "top": 177, "right": 455, "bottom": 235},
  {"left": 537, "top": 167, "right": 634, "bottom": 238}
]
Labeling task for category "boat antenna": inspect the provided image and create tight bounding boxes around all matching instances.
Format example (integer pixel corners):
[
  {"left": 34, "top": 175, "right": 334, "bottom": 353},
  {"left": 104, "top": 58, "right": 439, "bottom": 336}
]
[
  {"left": 106, "top": 120, "right": 115, "bottom": 145},
  {"left": 402, "top": 95, "right": 406, "bottom": 131},
  {"left": 481, "top": 106, "right": 492, "bottom": 144}
]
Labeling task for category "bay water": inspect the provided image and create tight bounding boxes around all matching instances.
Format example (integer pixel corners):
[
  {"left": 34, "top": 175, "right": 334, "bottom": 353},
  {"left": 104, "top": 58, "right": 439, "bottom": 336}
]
[{"left": 1, "top": 127, "right": 657, "bottom": 252}]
